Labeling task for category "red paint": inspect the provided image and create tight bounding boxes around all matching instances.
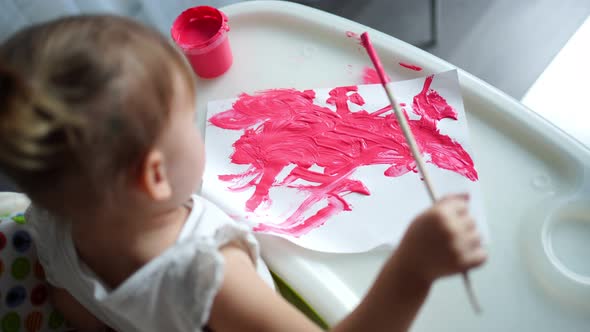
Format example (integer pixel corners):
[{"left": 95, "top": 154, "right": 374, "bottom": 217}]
[
  {"left": 175, "top": 15, "right": 220, "bottom": 45},
  {"left": 399, "top": 62, "right": 423, "bottom": 71},
  {"left": 360, "top": 32, "right": 391, "bottom": 85},
  {"left": 362, "top": 67, "right": 381, "bottom": 84},
  {"left": 210, "top": 76, "right": 477, "bottom": 237},
  {"left": 345, "top": 31, "right": 359, "bottom": 39},
  {"left": 171, "top": 6, "right": 232, "bottom": 78},
  {"left": 413, "top": 75, "right": 458, "bottom": 127}
]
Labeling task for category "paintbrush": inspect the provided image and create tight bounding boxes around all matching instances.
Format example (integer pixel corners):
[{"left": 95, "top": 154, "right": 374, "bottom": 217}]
[{"left": 360, "top": 32, "right": 481, "bottom": 314}]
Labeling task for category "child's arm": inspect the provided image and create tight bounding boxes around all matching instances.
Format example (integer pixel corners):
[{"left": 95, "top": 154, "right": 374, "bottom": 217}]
[
  {"left": 209, "top": 244, "right": 323, "bottom": 331},
  {"left": 48, "top": 285, "right": 109, "bottom": 332},
  {"left": 209, "top": 194, "right": 486, "bottom": 332}
]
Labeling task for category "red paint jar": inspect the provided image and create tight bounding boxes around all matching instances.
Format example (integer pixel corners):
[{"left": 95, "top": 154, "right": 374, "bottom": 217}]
[{"left": 171, "top": 6, "right": 232, "bottom": 79}]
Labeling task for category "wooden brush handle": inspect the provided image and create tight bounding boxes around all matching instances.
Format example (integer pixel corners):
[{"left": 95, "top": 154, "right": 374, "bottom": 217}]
[{"left": 384, "top": 82, "right": 482, "bottom": 314}]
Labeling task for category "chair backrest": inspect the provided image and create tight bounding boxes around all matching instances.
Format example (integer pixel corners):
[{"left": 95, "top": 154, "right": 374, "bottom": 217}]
[{"left": 0, "top": 192, "right": 72, "bottom": 332}]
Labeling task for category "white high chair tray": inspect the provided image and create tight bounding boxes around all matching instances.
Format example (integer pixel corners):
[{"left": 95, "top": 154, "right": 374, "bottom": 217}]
[{"left": 195, "top": 1, "right": 590, "bottom": 330}]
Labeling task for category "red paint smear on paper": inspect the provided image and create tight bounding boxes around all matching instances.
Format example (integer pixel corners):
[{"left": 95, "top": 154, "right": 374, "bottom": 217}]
[
  {"left": 362, "top": 67, "right": 381, "bottom": 84},
  {"left": 399, "top": 62, "right": 423, "bottom": 71},
  {"left": 210, "top": 77, "right": 477, "bottom": 237}
]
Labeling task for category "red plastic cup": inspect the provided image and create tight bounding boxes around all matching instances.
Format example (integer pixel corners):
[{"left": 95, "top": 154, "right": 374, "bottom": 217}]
[{"left": 171, "top": 6, "right": 232, "bottom": 79}]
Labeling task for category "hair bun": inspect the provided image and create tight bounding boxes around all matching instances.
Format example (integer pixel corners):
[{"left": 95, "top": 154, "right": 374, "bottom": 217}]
[{"left": 0, "top": 63, "right": 55, "bottom": 171}]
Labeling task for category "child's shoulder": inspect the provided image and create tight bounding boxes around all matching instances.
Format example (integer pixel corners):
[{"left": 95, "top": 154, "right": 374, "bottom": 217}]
[
  {"left": 24, "top": 203, "right": 64, "bottom": 243},
  {"left": 183, "top": 194, "right": 252, "bottom": 242}
]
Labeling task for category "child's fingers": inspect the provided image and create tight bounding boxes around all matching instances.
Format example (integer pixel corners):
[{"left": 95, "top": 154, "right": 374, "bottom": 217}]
[
  {"left": 449, "top": 214, "right": 475, "bottom": 238},
  {"left": 454, "top": 230, "right": 481, "bottom": 255},
  {"left": 453, "top": 215, "right": 476, "bottom": 231},
  {"left": 467, "top": 231, "right": 482, "bottom": 249},
  {"left": 439, "top": 192, "right": 470, "bottom": 203},
  {"left": 440, "top": 198, "right": 469, "bottom": 217},
  {"left": 457, "top": 192, "right": 470, "bottom": 201},
  {"left": 464, "top": 218, "right": 477, "bottom": 232},
  {"left": 462, "top": 248, "right": 487, "bottom": 268}
]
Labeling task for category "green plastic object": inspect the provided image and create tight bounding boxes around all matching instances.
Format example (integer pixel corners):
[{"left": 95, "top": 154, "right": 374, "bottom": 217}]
[
  {"left": 271, "top": 271, "right": 329, "bottom": 330},
  {"left": 11, "top": 214, "right": 25, "bottom": 224}
]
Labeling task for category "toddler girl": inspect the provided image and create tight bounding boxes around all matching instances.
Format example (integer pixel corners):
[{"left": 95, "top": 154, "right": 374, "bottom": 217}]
[{"left": 0, "top": 15, "right": 486, "bottom": 332}]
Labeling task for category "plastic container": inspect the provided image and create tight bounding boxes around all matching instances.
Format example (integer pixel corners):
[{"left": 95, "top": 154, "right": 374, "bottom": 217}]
[{"left": 171, "top": 6, "right": 233, "bottom": 79}]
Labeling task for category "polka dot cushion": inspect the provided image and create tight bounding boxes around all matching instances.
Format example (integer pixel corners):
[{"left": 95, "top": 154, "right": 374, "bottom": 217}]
[{"left": 0, "top": 194, "right": 74, "bottom": 332}]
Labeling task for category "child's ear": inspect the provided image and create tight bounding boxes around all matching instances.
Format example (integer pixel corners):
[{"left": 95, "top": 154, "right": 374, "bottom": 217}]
[{"left": 139, "top": 149, "right": 172, "bottom": 201}]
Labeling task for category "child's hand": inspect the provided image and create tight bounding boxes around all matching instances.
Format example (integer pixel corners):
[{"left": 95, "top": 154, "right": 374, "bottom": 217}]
[
  {"left": 336, "top": 194, "right": 486, "bottom": 332},
  {"left": 397, "top": 194, "right": 487, "bottom": 283}
]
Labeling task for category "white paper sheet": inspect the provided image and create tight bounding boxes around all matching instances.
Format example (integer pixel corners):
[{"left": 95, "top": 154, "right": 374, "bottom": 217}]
[{"left": 202, "top": 70, "right": 487, "bottom": 253}]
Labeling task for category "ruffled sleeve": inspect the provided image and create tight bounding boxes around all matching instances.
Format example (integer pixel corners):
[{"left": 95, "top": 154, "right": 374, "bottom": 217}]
[
  {"left": 24, "top": 205, "right": 65, "bottom": 288},
  {"left": 186, "top": 222, "right": 260, "bottom": 328}
]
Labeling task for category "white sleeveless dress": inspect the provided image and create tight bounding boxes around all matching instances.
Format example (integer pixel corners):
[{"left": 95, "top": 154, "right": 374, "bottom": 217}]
[{"left": 26, "top": 195, "right": 273, "bottom": 332}]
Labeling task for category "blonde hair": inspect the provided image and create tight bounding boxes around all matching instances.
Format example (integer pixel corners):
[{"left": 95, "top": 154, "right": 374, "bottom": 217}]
[{"left": 0, "top": 15, "right": 195, "bottom": 214}]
